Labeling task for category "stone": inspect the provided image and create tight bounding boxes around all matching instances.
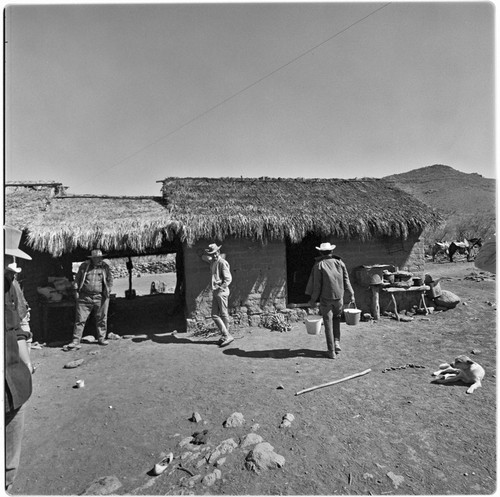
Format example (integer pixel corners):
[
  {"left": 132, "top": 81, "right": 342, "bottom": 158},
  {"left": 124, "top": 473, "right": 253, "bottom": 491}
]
[
  {"left": 387, "top": 471, "right": 404, "bottom": 489},
  {"left": 245, "top": 442, "right": 285, "bottom": 472},
  {"left": 249, "top": 315, "right": 261, "bottom": 327},
  {"left": 179, "top": 436, "right": 194, "bottom": 447},
  {"left": 214, "top": 457, "right": 226, "bottom": 467},
  {"left": 181, "top": 474, "right": 202, "bottom": 488},
  {"left": 218, "top": 438, "right": 238, "bottom": 454},
  {"left": 251, "top": 423, "right": 260, "bottom": 432},
  {"left": 189, "top": 412, "right": 202, "bottom": 423},
  {"left": 81, "top": 475, "right": 122, "bottom": 495},
  {"left": 240, "top": 433, "right": 264, "bottom": 448},
  {"left": 202, "top": 469, "right": 222, "bottom": 487},
  {"left": 434, "top": 290, "right": 461, "bottom": 309},
  {"left": 224, "top": 412, "right": 245, "bottom": 427},
  {"left": 64, "top": 359, "right": 84, "bottom": 369},
  {"left": 207, "top": 449, "right": 221, "bottom": 464}
]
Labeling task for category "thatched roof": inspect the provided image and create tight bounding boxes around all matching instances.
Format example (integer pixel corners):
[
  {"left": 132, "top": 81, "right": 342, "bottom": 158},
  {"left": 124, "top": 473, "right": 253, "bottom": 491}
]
[
  {"left": 159, "top": 177, "right": 442, "bottom": 244},
  {"left": 5, "top": 177, "right": 442, "bottom": 256},
  {"left": 4, "top": 189, "right": 184, "bottom": 256}
]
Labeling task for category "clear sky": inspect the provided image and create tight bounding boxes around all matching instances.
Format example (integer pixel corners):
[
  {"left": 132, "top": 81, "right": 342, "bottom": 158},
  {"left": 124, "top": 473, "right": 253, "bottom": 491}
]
[{"left": 4, "top": 1, "right": 496, "bottom": 196}]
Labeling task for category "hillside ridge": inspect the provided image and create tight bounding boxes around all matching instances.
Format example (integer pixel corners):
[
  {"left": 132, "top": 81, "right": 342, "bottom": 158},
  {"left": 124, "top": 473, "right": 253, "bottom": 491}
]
[{"left": 384, "top": 164, "right": 495, "bottom": 240}]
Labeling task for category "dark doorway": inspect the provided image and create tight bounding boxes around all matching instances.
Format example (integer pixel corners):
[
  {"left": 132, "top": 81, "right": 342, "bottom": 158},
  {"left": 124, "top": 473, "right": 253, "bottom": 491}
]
[{"left": 286, "top": 233, "right": 322, "bottom": 304}]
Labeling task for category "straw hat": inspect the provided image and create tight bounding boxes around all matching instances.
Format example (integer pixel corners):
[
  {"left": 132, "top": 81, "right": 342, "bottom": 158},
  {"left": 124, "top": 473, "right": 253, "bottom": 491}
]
[
  {"left": 315, "top": 242, "right": 336, "bottom": 251},
  {"left": 4, "top": 226, "right": 32, "bottom": 260},
  {"left": 205, "top": 243, "right": 221, "bottom": 255}
]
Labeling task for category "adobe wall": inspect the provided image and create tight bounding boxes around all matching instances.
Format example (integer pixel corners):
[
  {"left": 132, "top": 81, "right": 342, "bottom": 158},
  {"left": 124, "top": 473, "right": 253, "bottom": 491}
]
[
  {"left": 183, "top": 238, "right": 287, "bottom": 330},
  {"left": 183, "top": 234, "right": 426, "bottom": 330}
]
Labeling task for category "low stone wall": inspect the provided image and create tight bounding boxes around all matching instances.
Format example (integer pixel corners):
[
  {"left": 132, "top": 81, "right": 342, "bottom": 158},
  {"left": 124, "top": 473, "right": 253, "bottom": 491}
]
[{"left": 107, "top": 256, "right": 176, "bottom": 279}]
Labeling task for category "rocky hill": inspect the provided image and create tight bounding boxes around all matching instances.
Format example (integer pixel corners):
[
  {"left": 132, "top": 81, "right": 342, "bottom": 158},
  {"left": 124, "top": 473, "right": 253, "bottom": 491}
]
[{"left": 384, "top": 164, "right": 496, "bottom": 241}]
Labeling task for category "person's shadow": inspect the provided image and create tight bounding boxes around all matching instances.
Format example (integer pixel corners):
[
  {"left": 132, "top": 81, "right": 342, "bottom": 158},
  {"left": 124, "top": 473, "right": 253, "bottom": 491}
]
[{"left": 222, "top": 347, "right": 325, "bottom": 359}]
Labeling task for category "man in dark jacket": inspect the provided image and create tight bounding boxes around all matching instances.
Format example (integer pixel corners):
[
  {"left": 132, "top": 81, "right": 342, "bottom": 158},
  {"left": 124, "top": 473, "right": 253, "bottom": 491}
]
[
  {"left": 4, "top": 226, "right": 34, "bottom": 490},
  {"left": 306, "top": 242, "right": 355, "bottom": 359}
]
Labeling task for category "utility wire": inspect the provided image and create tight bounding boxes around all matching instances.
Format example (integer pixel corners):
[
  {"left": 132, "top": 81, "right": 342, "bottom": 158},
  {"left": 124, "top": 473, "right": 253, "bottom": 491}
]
[{"left": 81, "top": 2, "right": 391, "bottom": 187}]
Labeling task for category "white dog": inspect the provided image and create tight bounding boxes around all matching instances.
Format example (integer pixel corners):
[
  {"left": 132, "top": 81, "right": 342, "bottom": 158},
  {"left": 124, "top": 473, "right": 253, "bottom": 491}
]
[{"left": 432, "top": 355, "right": 485, "bottom": 394}]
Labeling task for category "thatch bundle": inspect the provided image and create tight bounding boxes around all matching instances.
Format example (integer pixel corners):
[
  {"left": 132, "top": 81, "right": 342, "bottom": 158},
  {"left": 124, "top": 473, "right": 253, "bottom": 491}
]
[{"left": 5, "top": 177, "right": 442, "bottom": 256}]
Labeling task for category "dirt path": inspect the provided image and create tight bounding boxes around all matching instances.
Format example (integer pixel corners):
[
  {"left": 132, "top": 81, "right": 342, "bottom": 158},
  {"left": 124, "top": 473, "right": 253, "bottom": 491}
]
[{"left": 13, "top": 262, "right": 496, "bottom": 495}]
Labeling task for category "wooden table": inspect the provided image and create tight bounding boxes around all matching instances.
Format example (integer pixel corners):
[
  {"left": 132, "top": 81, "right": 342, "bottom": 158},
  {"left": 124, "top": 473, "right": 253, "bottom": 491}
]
[{"left": 370, "top": 284, "right": 430, "bottom": 320}]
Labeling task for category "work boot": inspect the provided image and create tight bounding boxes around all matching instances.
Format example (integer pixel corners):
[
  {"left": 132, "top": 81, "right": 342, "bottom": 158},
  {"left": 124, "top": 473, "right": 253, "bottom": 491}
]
[
  {"left": 334, "top": 340, "right": 341, "bottom": 354},
  {"left": 326, "top": 350, "right": 335, "bottom": 359}
]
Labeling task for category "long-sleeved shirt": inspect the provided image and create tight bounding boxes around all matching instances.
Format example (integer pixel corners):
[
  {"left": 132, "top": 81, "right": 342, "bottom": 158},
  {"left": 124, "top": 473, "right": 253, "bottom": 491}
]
[
  {"left": 306, "top": 255, "right": 354, "bottom": 304},
  {"left": 74, "top": 260, "right": 113, "bottom": 296},
  {"left": 5, "top": 277, "right": 32, "bottom": 413},
  {"left": 210, "top": 257, "right": 232, "bottom": 292}
]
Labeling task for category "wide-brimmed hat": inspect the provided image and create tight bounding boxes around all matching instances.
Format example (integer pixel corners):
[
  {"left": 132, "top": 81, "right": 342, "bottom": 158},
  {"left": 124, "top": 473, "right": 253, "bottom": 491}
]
[
  {"left": 316, "top": 242, "right": 336, "bottom": 251},
  {"left": 4, "top": 226, "right": 32, "bottom": 260},
  {"left": 205, "top": 243, "right": 221, "bottom": 255},
  {"left": 6, "top": 262, "right": 22, "bottom": 273},
  {"left": 88, "top": 249, "right": 105, "bottom": 258}
]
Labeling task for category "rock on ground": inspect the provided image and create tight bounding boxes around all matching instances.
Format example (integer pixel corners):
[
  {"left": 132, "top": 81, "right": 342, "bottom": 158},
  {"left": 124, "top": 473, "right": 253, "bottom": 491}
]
[
  {"left": 245, "top": 442, "right": 285, "bottom": 472},
  {"left": 223, "top": 412, "right": 245, "bottom": 427},
  {"left": 240, "top": 433, "right": 264, "bottom": 448},
  {"left": 202, "top": 469, "right": 222, "bottom": 487}
]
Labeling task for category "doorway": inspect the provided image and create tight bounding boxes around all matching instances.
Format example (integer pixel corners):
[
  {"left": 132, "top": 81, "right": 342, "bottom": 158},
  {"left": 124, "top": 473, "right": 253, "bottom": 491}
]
[{"left": 286, "top": 233, "right": 322, "bottom": 304}]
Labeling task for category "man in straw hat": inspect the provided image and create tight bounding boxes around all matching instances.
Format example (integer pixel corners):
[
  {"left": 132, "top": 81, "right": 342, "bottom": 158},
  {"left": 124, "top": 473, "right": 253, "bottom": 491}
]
[
  {"left": 306, "top": 242, "right": 355, "bottom": 359},
  {"left": 203, "top": 243, "right": 234, "bottom": 347},
  {"left": 65, "top": 248, "right": 113, "bottom": 349},
  {"left": 4, "top": 226, "right": 34, "bottom": 490}
]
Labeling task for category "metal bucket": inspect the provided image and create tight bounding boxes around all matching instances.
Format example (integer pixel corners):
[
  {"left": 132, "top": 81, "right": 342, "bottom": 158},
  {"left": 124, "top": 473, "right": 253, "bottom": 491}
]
[{"left": 344, "top": 303, "right": 361, "bottom": 326}]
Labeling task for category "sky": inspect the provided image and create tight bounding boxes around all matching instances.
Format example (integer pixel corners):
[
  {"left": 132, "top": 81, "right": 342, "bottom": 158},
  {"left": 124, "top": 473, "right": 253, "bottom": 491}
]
[{"left": 4, "top": 1, "right": 496, "bottom": 196}]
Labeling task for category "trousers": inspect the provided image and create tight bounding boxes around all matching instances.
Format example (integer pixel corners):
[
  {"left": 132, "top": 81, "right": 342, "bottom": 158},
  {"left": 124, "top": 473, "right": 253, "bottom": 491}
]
[
  {"left": 73, "top": 293, "right": 109, "bottom": 342},
  {"left": 319, "top": 299, "right": 342, "bottom": 352},
  {"left": 5, "top": 403, "right": 26, "bottom": 491},
  {"left": 211, "top": 289, "right": 231, "bottom": 338}
]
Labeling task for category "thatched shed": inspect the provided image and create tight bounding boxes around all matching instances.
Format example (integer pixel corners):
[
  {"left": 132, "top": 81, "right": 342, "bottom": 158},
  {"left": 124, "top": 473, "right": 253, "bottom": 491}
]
[{"left": 5, "top": 177, "right": 441, "bottom": 335}]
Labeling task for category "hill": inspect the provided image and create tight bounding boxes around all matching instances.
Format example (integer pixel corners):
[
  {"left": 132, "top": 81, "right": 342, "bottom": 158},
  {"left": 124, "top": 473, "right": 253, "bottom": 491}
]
[{"left": 384, "top": 164, "right": 496, "bottom": 241}]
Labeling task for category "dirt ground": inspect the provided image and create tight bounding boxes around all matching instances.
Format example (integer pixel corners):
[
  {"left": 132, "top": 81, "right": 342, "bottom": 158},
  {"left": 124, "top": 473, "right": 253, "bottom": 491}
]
[{"left": 12, "top": 261, "right": 496, "bottom": 495}]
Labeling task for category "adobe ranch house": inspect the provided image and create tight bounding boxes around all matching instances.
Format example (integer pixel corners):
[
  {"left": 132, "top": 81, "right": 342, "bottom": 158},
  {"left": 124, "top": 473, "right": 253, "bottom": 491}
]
[{"left": 5, "top": 178, "right": 441, "bottom": 335}]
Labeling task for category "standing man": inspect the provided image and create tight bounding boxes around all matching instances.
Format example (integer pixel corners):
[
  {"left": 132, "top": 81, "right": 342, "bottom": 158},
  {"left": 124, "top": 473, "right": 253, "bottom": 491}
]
[
  {"left": 4, "top": 226, "right": 34, "bottom": 491},
  {"left": 66, "top": 249, "right": 113, "bottom": 349},
  {"left": 306, "top": 242, "right": 355, "bottom": 359},
  {"left": 204, "top": 243, "right": 234, "bottom": 348}
]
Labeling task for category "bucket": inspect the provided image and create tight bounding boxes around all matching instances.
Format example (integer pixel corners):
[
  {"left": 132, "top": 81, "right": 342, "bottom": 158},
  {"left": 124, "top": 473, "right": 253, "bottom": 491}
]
[
  {"left": 305, "top": 317, "right": 323, "bottom": 335},
  {"left": 344, "top": 303, "right": 361, "bottom": 326}
]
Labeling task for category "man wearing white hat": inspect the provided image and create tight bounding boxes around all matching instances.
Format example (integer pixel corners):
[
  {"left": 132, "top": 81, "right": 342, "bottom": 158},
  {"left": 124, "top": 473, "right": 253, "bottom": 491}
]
[
  {"left": 66, "top": 248, "right": 113, "bottom": 349},
  {"left": 4, "top": 226, "right": 33, "bottom": 490},
  {"left": 306, "top": 242, "right": 355, "bottom": 359},
  {"left": 204, "top": 243, "right": 234, "bottom": 347}
]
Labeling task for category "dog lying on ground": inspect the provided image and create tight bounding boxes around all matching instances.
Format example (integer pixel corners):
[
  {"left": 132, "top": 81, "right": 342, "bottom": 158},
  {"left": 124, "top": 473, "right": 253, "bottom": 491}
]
[{"left": 432, "top": 355, "right": 485, "bottom": 394}]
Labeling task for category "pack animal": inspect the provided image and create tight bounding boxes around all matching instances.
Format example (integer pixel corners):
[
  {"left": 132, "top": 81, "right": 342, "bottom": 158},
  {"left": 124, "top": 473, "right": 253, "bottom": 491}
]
[
  {"left": 448, "top": 238, "right": 482, "bottom": 262},
  {"left": 432, "top": 355, "right": 485, "bottom": 394},
  {"left": 431, "top": 241, "right": 450, "bottom": 262}
]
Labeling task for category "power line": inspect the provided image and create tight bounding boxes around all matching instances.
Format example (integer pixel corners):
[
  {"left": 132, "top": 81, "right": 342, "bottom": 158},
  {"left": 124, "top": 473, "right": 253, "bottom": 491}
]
[{"left": 81, "top": 2, "right": 391, "bottom": 188}]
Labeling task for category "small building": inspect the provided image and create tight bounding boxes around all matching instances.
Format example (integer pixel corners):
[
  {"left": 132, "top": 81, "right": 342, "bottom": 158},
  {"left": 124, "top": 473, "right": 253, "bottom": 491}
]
[{"left": 5, "top": 177, "right": 441, "bottom": 337}]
